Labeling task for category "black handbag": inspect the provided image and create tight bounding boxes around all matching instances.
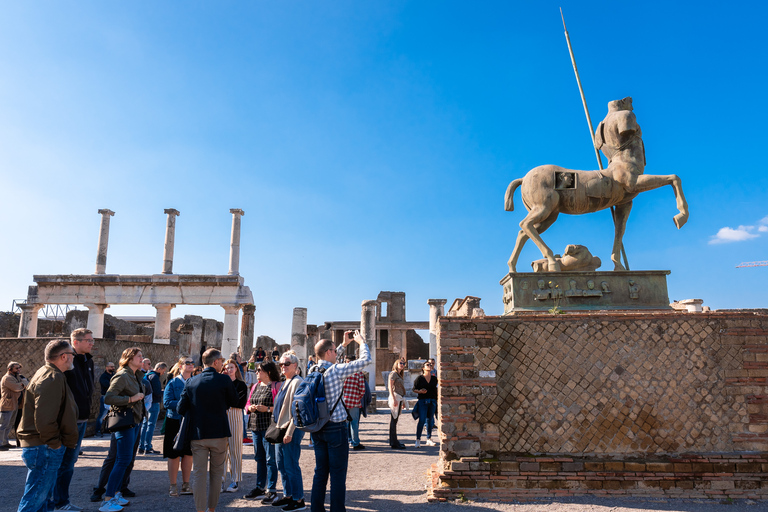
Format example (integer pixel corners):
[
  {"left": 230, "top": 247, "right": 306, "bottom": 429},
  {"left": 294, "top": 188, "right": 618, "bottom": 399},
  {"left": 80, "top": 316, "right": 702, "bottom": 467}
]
[
  {"left": 265, "top": 420, "right": 287, "bottom": 444},
  {"left": 101, "top": 405, "right": 135, "bottom": 433},
  {"left": 173, "top": 412, "right": 192, "bottom": 452}
]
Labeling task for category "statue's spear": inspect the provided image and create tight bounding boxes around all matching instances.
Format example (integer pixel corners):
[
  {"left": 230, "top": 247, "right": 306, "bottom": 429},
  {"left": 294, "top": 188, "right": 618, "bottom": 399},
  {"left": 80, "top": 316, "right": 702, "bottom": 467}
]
[{"left": 560, "top": 8, "right": 630, "bottom": 270}]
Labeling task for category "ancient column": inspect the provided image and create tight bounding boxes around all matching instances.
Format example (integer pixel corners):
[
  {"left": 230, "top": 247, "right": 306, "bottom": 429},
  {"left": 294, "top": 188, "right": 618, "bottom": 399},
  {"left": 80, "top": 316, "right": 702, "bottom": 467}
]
[
  {"left": 240, "top": 304, "right": 256, "bottom": 358},
  {"left": 17, "top": 303, "right": 43, "bottom": 338},
  {"left": 428, "top": 299, "right": 447, "bottom": 360},
  {"left": 290, "top": 307, "right": 308, "bottom": 371},
  {"left": 228, "top": 209, "right": 245, "bottom": 276},
  {"left": 361, "top": 300, "right": 377, "bottom": 388},
  {"left": 162, "top": 208, "right": 180, "bottom": 274},
  {"left": 221, "top": 305, "right": 241, "bottom": 357},
  {"left": 84, "top": 303, "right": 109, "bottom": 339},
  {"left": 94, "top": 209, "right": 115, "bottom": 274},
  {"left": 153, "top": 304, "right": 175, "bottom": 344}
]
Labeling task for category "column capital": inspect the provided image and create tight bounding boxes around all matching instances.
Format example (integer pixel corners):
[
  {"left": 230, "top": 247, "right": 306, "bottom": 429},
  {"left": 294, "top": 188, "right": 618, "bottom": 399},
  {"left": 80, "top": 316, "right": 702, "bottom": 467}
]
[
  {"left": 221, "top": 304, "right": 242, "bottom": 314},
  {"left": 153, "top": 303, "right": 176, "bottom": 311},
  {"left": 428, "top": 299, "right": 448, "bottom": 307},
  {"left": 164, "top": 208, "right": 180, "bottom": 216},
  {"left": 362, "top": 300, "right": 378, "bottom": 309},
  {"left": 229, "top": 208, "right": 245, "bottom": 216},
  {"left": 98, "top": 209, "right": 115, "bottom": 216},
  {"left": 242, "top": 304, "right": 256, "bottom": 314},
  {"left": 84, "top": 303, "right": 110, "bottom": 312},
  {"left": 18, "top": 303, "right": 43, "bottom": 313}
]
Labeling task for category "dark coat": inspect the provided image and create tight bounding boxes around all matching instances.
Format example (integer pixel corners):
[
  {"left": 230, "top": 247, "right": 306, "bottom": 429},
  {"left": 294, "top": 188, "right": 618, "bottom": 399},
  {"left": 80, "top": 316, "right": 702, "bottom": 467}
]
[
  {"left": 146, "top": 371, "right": 163, "bottom": 402},
  {"left": 65, "top": 351, "right": 94, "bottom": 420},
  {"left": 99, "top": 370, "right": 113, "bottom": 396},
  {"left": 177, "top": 367, "right": 238, "bottom": 440}
]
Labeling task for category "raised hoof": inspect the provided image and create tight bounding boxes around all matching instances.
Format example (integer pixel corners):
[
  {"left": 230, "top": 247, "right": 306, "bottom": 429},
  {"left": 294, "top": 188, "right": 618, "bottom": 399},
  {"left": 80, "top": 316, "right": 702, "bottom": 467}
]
[{"left": 673, "top": 212, "right": 688, "bottom": 229}]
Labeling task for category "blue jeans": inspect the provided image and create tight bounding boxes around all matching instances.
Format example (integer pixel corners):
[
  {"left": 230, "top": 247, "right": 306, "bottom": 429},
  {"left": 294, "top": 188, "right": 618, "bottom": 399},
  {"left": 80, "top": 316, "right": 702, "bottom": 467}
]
[
  {"left": 311, "top": 421, "right": 349, "bottom": 512},
  {"left": 416, "top": 399, "right": 436, "bottom": 440},
  {"left": 347, "top": 408, "right": 361, "bottom": 447},
  {"left": 105, "top": 425, "right": 138, "bottom": 497},
  {"left": 94, "top": 430, "right": 140, "bottom": 494},
  {"left": 18, "top": 445, "right": 66, "bottom": 512},
  {"left": 139, "top": 403, "right": 159, "bottom": 450},
  {"left": 51, "top": 421, "right": 86, "bottom": 508},
  {"left": 276, "top": 430, "right": 305, "bottom": 500},
  {"left": 252, "top": 430, "right": 277, "bottom": 492}
]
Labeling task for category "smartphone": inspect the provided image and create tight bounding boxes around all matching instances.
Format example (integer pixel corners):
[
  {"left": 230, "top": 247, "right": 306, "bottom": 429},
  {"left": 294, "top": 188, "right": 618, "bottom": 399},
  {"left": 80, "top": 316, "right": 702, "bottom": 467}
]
[{"left": 347, "top": 332, "right": 354, "bottom": 340}]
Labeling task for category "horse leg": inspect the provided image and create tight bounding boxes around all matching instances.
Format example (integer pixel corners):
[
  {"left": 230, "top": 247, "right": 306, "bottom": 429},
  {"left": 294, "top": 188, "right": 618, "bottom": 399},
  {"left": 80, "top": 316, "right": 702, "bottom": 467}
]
[
  {"left": 611, "top": 201, "right": 632, "bottom": 271},
  {"left": 632, "top": 174, "right": 689, "bottom": 229},
  {"left": 519, "top": 206, "right": 560, "bottom": 271},
  {"left": 507, "top": 211, "right": 559, "bottom": 272}
]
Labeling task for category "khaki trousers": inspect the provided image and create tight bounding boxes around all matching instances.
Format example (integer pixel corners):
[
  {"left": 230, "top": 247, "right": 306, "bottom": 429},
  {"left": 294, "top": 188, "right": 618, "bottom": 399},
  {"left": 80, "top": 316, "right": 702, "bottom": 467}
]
[{"left": 191, "top": 437, "right": 228, "bottom": 511}]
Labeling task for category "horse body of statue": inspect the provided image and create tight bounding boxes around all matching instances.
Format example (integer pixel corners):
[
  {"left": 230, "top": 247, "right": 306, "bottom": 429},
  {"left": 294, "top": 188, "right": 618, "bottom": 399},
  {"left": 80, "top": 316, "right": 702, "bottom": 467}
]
[{"left": 505, "top": 97, "right": 689, "bottom": 273}]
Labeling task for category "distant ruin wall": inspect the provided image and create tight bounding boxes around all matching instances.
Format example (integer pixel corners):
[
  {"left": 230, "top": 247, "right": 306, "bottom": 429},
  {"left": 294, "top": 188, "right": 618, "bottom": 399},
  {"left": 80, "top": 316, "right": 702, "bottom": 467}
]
[{"left": 430, "top": 311, "right": 768, "bottom": 501}]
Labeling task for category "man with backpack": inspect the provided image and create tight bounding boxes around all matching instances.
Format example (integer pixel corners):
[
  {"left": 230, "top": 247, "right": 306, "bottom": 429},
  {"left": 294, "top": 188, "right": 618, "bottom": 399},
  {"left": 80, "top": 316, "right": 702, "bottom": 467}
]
[{"left": 304, "top": 330, "right": 370, "bottom": 512}]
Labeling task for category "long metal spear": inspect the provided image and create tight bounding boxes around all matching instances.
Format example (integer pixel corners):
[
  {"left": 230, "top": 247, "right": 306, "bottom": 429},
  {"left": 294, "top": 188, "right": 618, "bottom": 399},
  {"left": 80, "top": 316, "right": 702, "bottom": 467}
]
[{"left": 560, "top": 8, "right": 630, "bottom": 270}]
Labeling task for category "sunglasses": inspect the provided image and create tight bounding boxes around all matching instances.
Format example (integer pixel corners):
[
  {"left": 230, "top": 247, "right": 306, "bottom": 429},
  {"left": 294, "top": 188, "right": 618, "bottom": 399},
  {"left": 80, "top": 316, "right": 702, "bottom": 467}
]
[
  {"left": 280, "top": 362, "right": 294, "bottom": 367},
  {"left": 184, "top": 361, "right": 194, "bottom": 365}
]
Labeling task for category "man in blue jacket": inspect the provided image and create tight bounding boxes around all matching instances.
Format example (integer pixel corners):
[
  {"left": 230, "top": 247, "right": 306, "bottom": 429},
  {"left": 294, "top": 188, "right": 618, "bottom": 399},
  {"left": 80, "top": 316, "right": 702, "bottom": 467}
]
[
  {"left": 177, "top": 348, "right": 238, "bottom": 512},
  {"left": 139, "top": 362, "right": 167, "bottom": 454}
]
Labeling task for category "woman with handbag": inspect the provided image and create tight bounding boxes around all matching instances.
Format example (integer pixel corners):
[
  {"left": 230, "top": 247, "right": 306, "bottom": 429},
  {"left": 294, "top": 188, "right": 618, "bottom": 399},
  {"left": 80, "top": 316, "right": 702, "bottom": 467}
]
[
  {"left": 221, "top": 358, "right": 248, "bottom": 493},
  {"left": 243, "top": 361, "right": 282, "bottom": 503},
  {"left": 162, "top": 356, "right": 194, "bottom": 497},
  {"left": 99, "top": 347, "right": 146, "bottom": 512},
  {"left": 412, "top": 360, "right": 438, "bottom": 447},
  {"left": 388, "top": 358, "right": 407, "bottom": 450},
  {"left": 269, "top": 351, "right": 306, "bottom": 511}
]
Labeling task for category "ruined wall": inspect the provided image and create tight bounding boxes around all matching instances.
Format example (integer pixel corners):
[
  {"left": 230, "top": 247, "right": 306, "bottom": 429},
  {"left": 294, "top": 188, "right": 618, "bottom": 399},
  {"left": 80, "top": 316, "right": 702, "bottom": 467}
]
[
  {"left": 430, "top": 311, "right": 768, "bottom": 501},
  {"left": 0, "top": 312, "right": 64, "bottom": 337}
]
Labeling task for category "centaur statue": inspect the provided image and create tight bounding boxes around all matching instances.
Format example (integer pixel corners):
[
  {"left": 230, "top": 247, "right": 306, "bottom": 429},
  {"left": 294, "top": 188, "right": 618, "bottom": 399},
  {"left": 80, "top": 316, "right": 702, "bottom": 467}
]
[{"left": 505, "top": 97, "right": 689, "bottom": 272}]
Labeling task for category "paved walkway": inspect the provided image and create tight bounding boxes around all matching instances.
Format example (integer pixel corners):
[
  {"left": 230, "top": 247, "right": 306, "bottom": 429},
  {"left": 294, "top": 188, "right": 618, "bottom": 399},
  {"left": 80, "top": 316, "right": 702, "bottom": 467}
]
[{"left": 1, "top": 411, "right": 762, "bottom": 511}]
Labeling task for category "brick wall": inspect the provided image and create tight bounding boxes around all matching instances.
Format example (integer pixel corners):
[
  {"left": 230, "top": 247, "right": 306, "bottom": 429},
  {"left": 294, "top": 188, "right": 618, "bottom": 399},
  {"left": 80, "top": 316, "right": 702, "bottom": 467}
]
[{"left": 430, "top": 311, "right": 768, "bottom": 501}]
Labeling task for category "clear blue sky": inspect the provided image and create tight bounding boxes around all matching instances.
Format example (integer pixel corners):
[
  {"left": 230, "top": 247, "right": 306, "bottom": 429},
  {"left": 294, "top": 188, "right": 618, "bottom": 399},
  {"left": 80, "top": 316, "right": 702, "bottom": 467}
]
[{"left": 2, "top": 1, "right": 766, "bottom": 341}]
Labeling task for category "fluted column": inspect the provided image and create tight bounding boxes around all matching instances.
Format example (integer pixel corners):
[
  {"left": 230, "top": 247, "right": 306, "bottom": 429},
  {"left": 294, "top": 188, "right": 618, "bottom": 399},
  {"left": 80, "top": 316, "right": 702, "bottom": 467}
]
[
  {"left": 17, "top": 304, "right": 43, "bottom": 338},
  {"left": 290, "top": 307, "right": 308, "bottom": 371},
  {"left": 162, "top": 208, "right": 180, "bottom": 274},
  {"left": 240, "top": 304, "right": 256, "bottom": 358},
  {"left": 95, "top": 209, "right": 115, "bottom": 274},
  {"left": 228, "top": 209, "right": 245, "bottom": 276},
  {"left": 153, "top": 304, "right": 175, "bottom": 344},
  {"left": 361, "top": 300, "right": 377, "bottom": 387},
  {"left": 221, "top": 305, "right": 241, "bottom": 357},
  {"left": 84, "top": 303, "right": 109, "bottom": 338},
  {"left": 428, "top": 299, "right": 447, "bottom": 360}
]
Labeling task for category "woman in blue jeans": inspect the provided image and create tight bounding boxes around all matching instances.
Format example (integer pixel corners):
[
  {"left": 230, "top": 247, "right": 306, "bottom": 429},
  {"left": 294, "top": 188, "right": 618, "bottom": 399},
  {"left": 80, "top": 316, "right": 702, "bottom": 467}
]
[
  {"left": 100, "top": 348, "right": 146, "bottom": 512},
  {"left": 412, "top": 360, "right": 438, "bottom": 447},
  {"left": 243, "top": 361, "right": 282, "bottom": 503}
]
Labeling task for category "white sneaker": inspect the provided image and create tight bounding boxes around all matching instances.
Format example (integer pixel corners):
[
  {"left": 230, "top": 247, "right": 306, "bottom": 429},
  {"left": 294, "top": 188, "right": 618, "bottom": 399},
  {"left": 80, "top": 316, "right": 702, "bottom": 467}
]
[
  {"left": 425, "top": 439, "right": 437, "bottom": 446},
  {"left": 99, "top": 498, "right": 124, "bottom": 512},
  {"left": 224, "top": 482, "right": 238, "bottom": 493},
  {"left": 55, "top": 505, "right": 84, "bottom": 512},
  {"left": 414, "top": 440, "right": 421, "bottom": 448},
  {"left": 113, "top": 492, "right": 130, "bottom": 506}
]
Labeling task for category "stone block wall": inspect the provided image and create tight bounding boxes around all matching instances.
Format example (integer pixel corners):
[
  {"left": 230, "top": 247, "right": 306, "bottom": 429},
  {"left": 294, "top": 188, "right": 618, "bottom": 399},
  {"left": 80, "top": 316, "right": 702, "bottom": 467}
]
[{"left": 430, "top": 311, "right": 768, "bottom": 501}]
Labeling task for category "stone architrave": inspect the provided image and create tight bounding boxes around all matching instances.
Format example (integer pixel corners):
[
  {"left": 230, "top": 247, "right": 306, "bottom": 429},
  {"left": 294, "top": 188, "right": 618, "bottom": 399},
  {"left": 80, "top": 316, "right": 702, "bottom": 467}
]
[
  {"left": 291, "top": 307, "right": 308, "bottom": 371},
  {"left": 361, "top": 300, "right": 377, "bottom": 388},
  {"left": 221, "top": 305, "right": 241, "bottom": 357},
  {"left": 17, "top": 303, "right": 43, "bottom": 338},
  {"left": 85, "top": 303, "right": 109, "bottom": 339},
  {"left": 162, "top": 209, "right": 180, "bottom": 274},
  {"left": 228, "top": 209, "right": 245, "bottom": 276},
  {"left": 428, "top": 299, "right": 447, "bottom": 360},
  {"left": 95, "top": 209, "right": 115, "bottom": 275},
  {"left": 240, "top": 304, "right": 256, "bottom": 358},
  {"left": 153, "top": 304, "right": 175, "bottom": 344}
]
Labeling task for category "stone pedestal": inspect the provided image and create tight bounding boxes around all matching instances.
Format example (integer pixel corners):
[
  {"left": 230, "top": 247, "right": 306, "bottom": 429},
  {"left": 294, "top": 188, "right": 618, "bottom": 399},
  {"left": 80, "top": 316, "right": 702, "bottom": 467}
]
[
  {"left": 162, "top": 209, "right": 180, "bottom": 274},
  {"left": 228, "top": 209, "right": 245, "bottom": 276},
  {"left": 95, "top": 209, "right": 115, "bottom": 275},
  {"left": 291, "top": 307, "right": 308, "bottom": 371},
  {"left": 17, "top": 303, "right": 43, "bottom": 338},
  {"left": 240, "top": 304, "right": 256, "bottom": 358},
  {"left": 85, "top": 303, "right": 109, "bottom": 338},
  {"left": 221, "top": 305, "right": 241, "bottom": 357},
  {"left": 500, "top": 270, "right": 672, "bottom": 313},
  {"left": 428, "top": 299, "right": 447, "bottom": 360},
  {"left": 153, "top": 304, "right": 175, "bottom": 344}
]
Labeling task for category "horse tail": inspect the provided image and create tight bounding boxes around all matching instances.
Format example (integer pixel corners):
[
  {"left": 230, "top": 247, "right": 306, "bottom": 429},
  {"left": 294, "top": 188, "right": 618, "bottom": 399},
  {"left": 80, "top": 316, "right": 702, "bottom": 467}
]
[{"left": 504, "top": 178, "right": 523, "bottom": 211}]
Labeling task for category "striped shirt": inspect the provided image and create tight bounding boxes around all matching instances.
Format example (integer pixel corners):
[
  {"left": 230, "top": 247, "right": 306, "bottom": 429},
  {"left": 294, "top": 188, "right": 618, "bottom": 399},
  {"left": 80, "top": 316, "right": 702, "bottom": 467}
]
[{"left": 315, "top": 340, "right": 371, "bottom": 423}]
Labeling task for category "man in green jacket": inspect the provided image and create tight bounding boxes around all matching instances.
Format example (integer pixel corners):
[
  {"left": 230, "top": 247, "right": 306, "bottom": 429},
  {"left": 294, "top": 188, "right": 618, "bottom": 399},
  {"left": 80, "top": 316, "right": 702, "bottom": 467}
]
[{"left": 17, "top": 339, "right": 79, "bottom": 512}]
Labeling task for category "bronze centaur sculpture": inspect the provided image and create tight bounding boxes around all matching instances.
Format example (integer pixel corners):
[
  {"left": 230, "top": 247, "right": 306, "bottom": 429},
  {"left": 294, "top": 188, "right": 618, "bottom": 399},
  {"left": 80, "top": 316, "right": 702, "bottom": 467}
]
[{"left": 505, "top": 97, "right": 689, "bottom": 272}]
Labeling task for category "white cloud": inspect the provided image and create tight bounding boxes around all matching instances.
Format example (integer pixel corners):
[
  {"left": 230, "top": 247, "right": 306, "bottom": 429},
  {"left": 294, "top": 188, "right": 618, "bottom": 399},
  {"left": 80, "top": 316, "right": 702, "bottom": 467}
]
[
  {"left": 709, "top": 225, "right": 760, "bottom": 244},
  {"left": 761, "top": 216, "right": 768, "bottom": 225},
  {"left": 760, "top": 226, "right": 768, "bottom": 233}
]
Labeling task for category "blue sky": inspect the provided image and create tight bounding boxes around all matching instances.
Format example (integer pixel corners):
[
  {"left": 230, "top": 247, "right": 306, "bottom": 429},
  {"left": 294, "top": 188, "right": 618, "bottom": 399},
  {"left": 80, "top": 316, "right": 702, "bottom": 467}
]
[{"left": 1, "top": 1, "right": 767, "bottom": 341}]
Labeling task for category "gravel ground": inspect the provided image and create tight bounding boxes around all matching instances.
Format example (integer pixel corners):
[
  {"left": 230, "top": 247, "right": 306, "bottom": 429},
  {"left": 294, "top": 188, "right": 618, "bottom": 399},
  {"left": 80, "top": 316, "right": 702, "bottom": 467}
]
[{"left": 1, "top": 411, "right": 763, "bottom": 511}]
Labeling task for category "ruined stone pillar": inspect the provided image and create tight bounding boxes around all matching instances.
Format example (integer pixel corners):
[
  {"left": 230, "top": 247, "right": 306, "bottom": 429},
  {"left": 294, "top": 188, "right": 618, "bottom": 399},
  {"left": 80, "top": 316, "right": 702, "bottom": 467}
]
[
  {"left": 240, "top": 304, "right": 256, "bottom": 358},
  {"left": 290, "top": 307, "right": 308, "bottom": 371},
  {"left": 84, "top": 303, "right": 109, "bottom": 338},
  {"left": 17, "top": 304, "right": 43, "bottom": 338},
  {"left": 94, "top": 209, "right": 115, "bottom": 275},
  {"left": 361, "top": 300, "right": 377, "bottom": 387},
  {"left": 162, "top": 208, "right": 180, "bottom": 274},
  {"left": 221, "top": 305, "right": 241, "bottom": 357},
  {"left": 153, "top": 304, "right": 175, "bottom": 344},
  {"left": 428, "top": 299, "right": 447, "bottom": 360},
  {"left": 228, "top": 209, "right": 245, "bottom": 276}
]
